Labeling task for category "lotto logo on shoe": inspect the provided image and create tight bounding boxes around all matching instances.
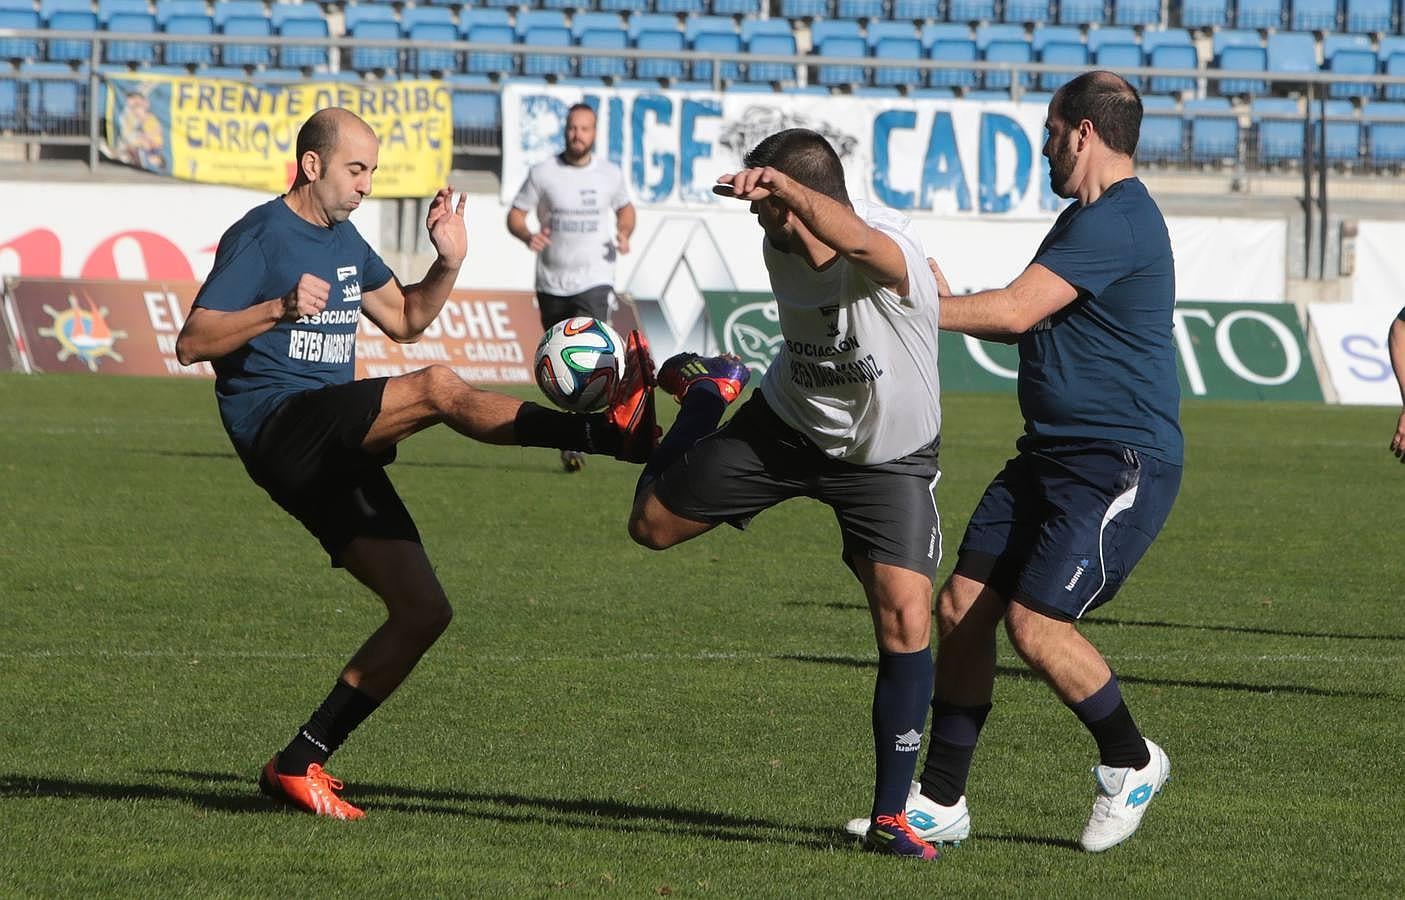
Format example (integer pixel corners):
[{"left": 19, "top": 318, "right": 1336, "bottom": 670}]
[
  {"left": 895, "top": 729, "right": 922, "bottom": 752},
  {"left": 1126, "top": 783, "right": 1154, "bottom": 808}
]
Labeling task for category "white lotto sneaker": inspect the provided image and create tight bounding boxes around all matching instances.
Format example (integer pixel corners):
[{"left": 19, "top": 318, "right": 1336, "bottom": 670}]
[
  {"left": 1079, "top": 738, "right": 1171, "bottom": 853},
  {"left": 844, "top": 781, "right": 971, "bottom": 845}
]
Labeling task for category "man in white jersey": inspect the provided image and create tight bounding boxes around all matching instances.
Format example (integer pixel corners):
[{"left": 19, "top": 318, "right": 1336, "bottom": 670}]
[
  {"left": 622, "top": 128, "right": 944, "bottom": 860},
  {"left": 507, "top": 103, "right": 636, "bottom": 472}
]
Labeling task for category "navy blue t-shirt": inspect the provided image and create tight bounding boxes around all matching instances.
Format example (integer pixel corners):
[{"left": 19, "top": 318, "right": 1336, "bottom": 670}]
[
  {"left": 1021, "top": 178, "right": 1183, "bottom": 465},
  {"left": 193, "top": 198, "right": 394, "bottom": 453}
]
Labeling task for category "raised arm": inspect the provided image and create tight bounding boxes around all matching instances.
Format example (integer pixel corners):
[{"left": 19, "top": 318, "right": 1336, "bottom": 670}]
[
  {"left": 362, "top": 187, "right": 467, "bottom": 342},
  {"left": 716, "top": 167, "right": 910, "bottom": 295},
  {"left": 1389, "top": 314, "right": 1405, "bottom": 460}
]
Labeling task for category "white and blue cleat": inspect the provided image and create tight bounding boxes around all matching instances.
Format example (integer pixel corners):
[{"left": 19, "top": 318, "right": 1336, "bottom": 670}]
[
  {"left": 1079, "top": 737, "right": 1171, "bottom": 853},
  {"left": 845, "top": 782, "right": 971, "bottom": 846}
]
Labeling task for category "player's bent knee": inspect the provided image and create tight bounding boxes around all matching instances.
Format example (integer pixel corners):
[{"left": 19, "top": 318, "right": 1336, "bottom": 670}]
[{"left": 421, "top": 364, "right": 470, "bottom": 414}]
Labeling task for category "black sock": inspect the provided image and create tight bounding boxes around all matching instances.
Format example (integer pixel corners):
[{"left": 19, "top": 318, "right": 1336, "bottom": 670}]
[
  {"left": 918, "top": 701, "right": 992, "bottom": 806},
  {"left": 870, "top": 647, "right": 933, "bottom": 818},
  {"left": 636, "top": 383, "right": 725, "bottom": 493},
  {"left": 513, "top": 402, "right": 616, "bottom": 455},
  {"left": 1069, "top": 676, "right": 1150, "bottom": 770},
  {"left": 277, "top": 680, "right": 381, "bottom": 775}
]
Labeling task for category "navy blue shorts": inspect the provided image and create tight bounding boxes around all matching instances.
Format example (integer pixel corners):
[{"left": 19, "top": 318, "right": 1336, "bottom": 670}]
[{"left": 955, "top": 442, "right": 1181, "bottom": 621}]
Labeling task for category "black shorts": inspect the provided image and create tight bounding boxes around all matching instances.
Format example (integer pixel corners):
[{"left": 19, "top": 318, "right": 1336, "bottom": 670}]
[
  {"left": 651, "top": 392, "right": 943, "bottom": 579},
  {"left": 537, "top": 285, "right": 613, "bottom": 329},
  {"left": 241, "top": 378, "right": 420, "bottom": 567},
  {"left": 955, "top": 442, "right": 1181, "bottom": 621}
]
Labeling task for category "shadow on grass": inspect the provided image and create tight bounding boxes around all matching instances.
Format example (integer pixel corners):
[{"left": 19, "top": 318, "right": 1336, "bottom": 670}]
[
  {"left": 780, "top": 655, "right": 1392, "bottom": 699},
  {"left": 1, "top": 770, "right": 850, "bottom": 851}
]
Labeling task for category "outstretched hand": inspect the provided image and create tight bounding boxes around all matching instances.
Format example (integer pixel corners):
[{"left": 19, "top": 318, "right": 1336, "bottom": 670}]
[
  {"left": 714, "top": 167, "right": 791, "bottom": 202},
  {"left": 426, "top": 187, "right": 467, "bottom": 267}
]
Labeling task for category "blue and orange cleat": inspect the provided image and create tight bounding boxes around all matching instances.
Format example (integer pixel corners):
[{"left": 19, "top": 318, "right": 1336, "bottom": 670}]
[
  {"left": 864, "top": 812, "right": 940, "bottom": 860},
  {"left": 607, "top": 329, "right": 659, "bottom": 463},
  {"left": 656, "top": 353, "right": 751, "bottom": 404},
  {"left": 259, "top": 755, "right": 365, "bottom": 820}
]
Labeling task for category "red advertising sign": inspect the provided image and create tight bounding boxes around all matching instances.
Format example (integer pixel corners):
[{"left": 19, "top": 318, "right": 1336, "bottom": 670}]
[{"left": 6, "top": 278, "right": 641, "bottom": 385}]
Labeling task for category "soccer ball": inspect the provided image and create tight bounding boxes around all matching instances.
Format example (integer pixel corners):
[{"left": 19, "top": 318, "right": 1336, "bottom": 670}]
[{"left": 534, "top": 316, "right": 625, "bottom": 413}]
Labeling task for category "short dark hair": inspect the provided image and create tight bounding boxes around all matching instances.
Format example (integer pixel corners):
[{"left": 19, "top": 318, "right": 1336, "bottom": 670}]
[
  {"left": 743, "top": 128, "right": 850, "bottom": 204},
  {"left": 1052, "top": 70, "right": 1142, "bottom": 157},
  {"left": 566, "top": 102, "right": 596, "bottom": 121},
  {"left": 296, "top": 110, "right": 339, "bottom": 165}
]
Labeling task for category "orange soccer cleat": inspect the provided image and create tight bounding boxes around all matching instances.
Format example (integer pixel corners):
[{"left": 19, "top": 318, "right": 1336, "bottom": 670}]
[
  {"left": 606, "top": 329, "right": 660, "bottom": 463},
  {"left": 259, "top": 756, "right": 366, "bottom": 821}
]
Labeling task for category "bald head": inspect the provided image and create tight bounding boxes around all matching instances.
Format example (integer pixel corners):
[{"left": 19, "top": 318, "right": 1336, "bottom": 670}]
[
  {"left": 296, "top": 107, "right": 375, "bottom": 169},
  {"left": 1051, "top": 70, "right": 1142, "bottom": 157}
]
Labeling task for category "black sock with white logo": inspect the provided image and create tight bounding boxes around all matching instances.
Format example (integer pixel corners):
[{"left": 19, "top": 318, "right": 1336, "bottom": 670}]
[
  {"left": 276, "top": 680, "right": 381, "bottom": 776},
  {"left": 919, "top": 700, "right": 992, "bottom": 806},
  {"left": 870, "top": 647, "right": 933, "bottom": 820},
  {"left": 1069, "top": 675, "right": 1150, "bottom": 770},
  {"left": 636, "top": 382, "right": 726, "bottom": 493},
  {"left": 513, "top": 402, "right": 616, "bottom": 454}
]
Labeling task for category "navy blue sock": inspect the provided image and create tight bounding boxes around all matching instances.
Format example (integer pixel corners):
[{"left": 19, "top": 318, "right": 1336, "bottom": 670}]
[
  {"left": 871, "top": 647, "right": 934, "bottom": 819},
  {"left": 635, "top": 382, "right": 725, "bottom": 494},
  {"left": 1069, "top": 675, "right": 1150, "bottom": 769},
  {"left": 277, "top": 680, "right": 381, "bottom": 775},
  {"left": 918, "top": 700, "right": 992, "bottom": 806}
]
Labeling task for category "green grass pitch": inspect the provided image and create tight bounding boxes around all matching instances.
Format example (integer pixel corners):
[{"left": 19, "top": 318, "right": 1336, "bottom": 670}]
[{"left": 1, "top": 373, "right": 1401, "bottom": 897}]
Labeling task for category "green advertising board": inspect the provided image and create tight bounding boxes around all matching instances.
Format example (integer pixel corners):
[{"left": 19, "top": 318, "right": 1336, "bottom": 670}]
[{"left": 702, "top": 293, "right": 1322, "bottom": 402}]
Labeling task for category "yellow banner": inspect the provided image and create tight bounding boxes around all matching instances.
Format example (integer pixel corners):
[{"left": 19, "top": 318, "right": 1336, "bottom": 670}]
[{"left": 105, "top": 75, "right": 453, "bottom": 198}]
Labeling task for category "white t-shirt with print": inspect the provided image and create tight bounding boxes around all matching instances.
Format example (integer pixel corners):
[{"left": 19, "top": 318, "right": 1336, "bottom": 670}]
[{"left": 511, "top": 154, "right": 631, "bottom": 296}]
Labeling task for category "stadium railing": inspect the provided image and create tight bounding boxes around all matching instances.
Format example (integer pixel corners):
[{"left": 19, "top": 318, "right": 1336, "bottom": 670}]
[{"left": 1, "top": 28, "right": 1403, "bottom": 173}]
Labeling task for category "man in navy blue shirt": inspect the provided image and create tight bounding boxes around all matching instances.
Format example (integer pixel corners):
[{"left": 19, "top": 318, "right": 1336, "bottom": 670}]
[
  {"left": 845, "top": 71, "right": 1182, "bottom": 852},
  {"left": 176, "top": 107, "right": 657, "bottom": 820}
]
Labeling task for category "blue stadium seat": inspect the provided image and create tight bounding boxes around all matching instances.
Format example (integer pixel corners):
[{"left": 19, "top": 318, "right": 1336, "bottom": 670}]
[
  {"left": 0, "top": 77, "right": 18, "bottom": 130},
  {"left": 279, "top": 17, "right": 331, "bottom": 70},
  {"left": 1380, "top": 37, "right": 1405, "bottom": 99},
  {"left": 1094, "top": 42, "right": 1143, "bottom": 88},
  {"left": 812, "top": 19, "right": 864, "bottom": 44},
  {"left": 1323, "top": 32, "right": 1372, "bottom": 55},
  {"left": 1186, "top": 98, "right": 1239, "bottom": 163},
  {"left": 222, "top": 16, "right": 272, "bottom": 68},
  {"left": 572, "top": 12, "right": 625, "bottom": 39},
  {"left": 1040, "top": 41, "right": 1088, "bottom": 91},
  {"left": 523, "top": 26, "right": 572, "bottom": 76},
  {"left": 635, "top": 29, "right": 685, "bottom": 80},
  {"left": 403, "top": 7, "right": 457, "bottom": 30},
  {"left": 40, "top": 0, "right": 91, "bottom": 14},
  {"left": 451, "top": 89, "right": 500, "bottom": 135},
  {"left": 1181, "top": 0, "right": 1232, "bottom": 27},
  {"left": 0, "top": 10, "right": 40, "bottom": 62},
  {"left": 465, "top": 24, "right": 516, "bottom": 76},
  {"left": 1113, "top": 0, "right": 1161, "bottom": 24},
  {"left": 873, "top": 36, "right": 923, "bottom": 85},
  {"left": 579, "top": 26, "right": 630, "bottom": 79},
  {"left": 1328, "top": 47, "right": 1378, "bottom": 99},
  {"left": 922, "top": 22, "right": 972, "bottom": 45},
  {"left": 1267, "top": 32, "right": 1317, "bottom": 75},
  {"left": 1217, "top": 45, "right": 1268, "bottom": 96},
  {"left": 781, "top": 0, "right": 830, "bottom": 16},
  {"left": 1366, "top": 101, "right": 1405, "bottom": 164},
  {"left": 517, "top": 10, "right": 569, "bottom": 38},
  {"left": 46, "top": 10, "right": 98, "bottom": 64},
  {"left": 948, "top": 0, "right": 999, "bottom": 22},
  {"left": 927, "top": 31, "right": 979, "bottom": 87},
  {"left": 1004, "top": 0, "right": 1052, "bottom": 24},
  {"left": 976, "top": 23, "right": 1026, "bottom": 48},
  {"left": 815, "top": 35, "right": 867, "bottom": 85},
  {"left": 894, "top": 0, "right": 943, "bottom": 17},
  {"left": 99, "top": 0, "right": 152, "bottom": 24},
  {"left": 870, "top": 21, "right": 919, "bottom": 46},
  {"left": 1253, "top": 97, "right": 1303, "bottom": 164},
  {"left": 22, "top": 61, "right": 84, "bottom": 129},
  {"left": 599, "top": 0, "right": 650, "bottom": 12},
  {"left": 747, "top": 33, "right": 799, "bottom": 82},
  {"left": 1059, "top": 0, "right": 1108, "bottom": 25},
  {"left": 692, "top": 30, "right": 742, "bottom": 82},
  {"left": 350, "top": 20, "right": 401, "bottom": 73},
  {"left": 628, "top": 13, "right": 681, "bottom": 39},
  {"left": 1291, "top": 0, "right": 1339, "bottom": 31},
  {"left": 1139, "top": 97, "right": 1184, "bottom": 164},
  {"left": 837, "top": 0, "right": 886, "bottom": 17},
  {"left": 984, "top": 39, "right": 1033, "bottom": 90},
  {"left": 408, "top": 23, "right": 459, "bottom": 75},
  {"left": 1087, "top": 26, "right": 1137, "bottom": 52},
  {"left": 711, "top": 0, "right": 766, "bottom": 13},
  {"left": 1148, "top": 44, "right": 1197, "bottom": 94},
  {"left": 1324, "top": 98, "right": 1361, "bottom": 162},
  {"left": 343, "top": 4, "right": 398, "bottom": 31},
  {"left": 105, "top": 12, "right": 158, "bottom": 66},
  {"left": 1345, "top": 0, "right": 1392, "bottom": 32},
  {"left": 164, "top": 14, "right": 216, "bottom": 67},
  {"left": 741, "top": 19, "right": 793, "bottom": 40},
  {"left": 1237, "top": 0, "right": 1285, "bottom": 29},
  {"left": 211, "top": 1, "right": 265, "bottom": 29},
  {"left": 685, "top": 15, "right": 736, "bottom": 42},
  {"left": 1032, "top": 24, "right": 1081, "bottom": 52},
  {"left": 539, "top": 0, "right": 582, "bottom": 11},
  {"left": 1212, "top": 29, "right": 1262, "bottom": 55}
]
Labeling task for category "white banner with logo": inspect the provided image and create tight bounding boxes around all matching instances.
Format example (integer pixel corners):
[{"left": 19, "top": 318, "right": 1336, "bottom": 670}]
[
  {"left": 1308, "top": 303, "right": 1402, "bottom": 405},
  {"left": 1351, "top": 220, "right": 1405, "bottom": 309},
  {"left": 0, "top": 182, "right": 383, "bottom": 282},
  {"left": 500, "top": 84, "right": 1062, "bottom": 216}
]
